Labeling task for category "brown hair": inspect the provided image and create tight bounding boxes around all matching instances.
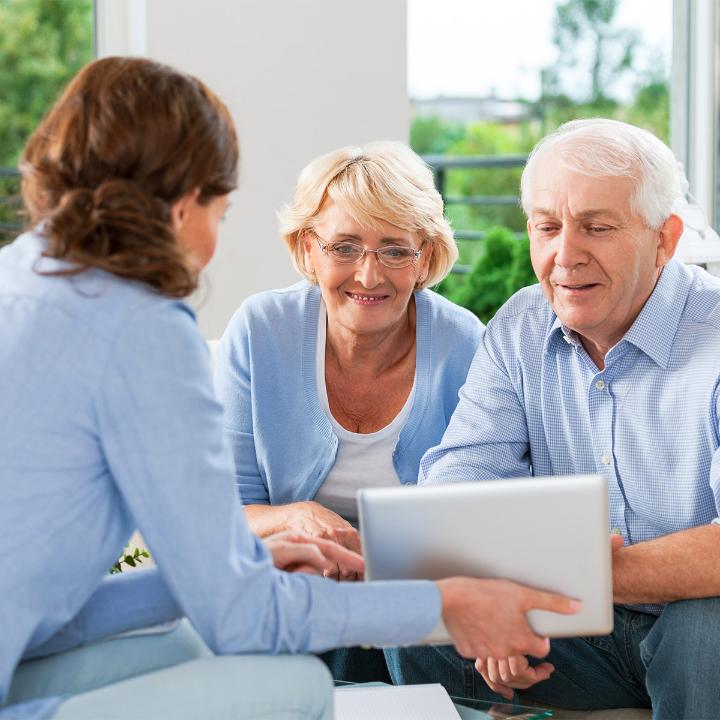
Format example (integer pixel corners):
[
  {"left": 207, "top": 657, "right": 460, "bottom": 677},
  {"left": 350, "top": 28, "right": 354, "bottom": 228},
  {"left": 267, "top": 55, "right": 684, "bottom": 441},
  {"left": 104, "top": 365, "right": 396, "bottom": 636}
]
[{"left": 20, "top": 56, "right": 238, "bottom": 297}]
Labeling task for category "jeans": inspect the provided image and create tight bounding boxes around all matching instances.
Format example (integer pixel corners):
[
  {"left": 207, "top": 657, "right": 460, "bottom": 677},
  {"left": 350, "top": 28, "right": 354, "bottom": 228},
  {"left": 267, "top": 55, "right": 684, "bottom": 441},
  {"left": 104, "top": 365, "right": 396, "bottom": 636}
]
[
  {"left": 319, "top": 647, "right": 393, "bottom": 683},
  {"left": 387, "top": 598, "right": 720, "bottom": 720},
  {"left": 7, "top": 620, "right": 334, "bottom": 719}
]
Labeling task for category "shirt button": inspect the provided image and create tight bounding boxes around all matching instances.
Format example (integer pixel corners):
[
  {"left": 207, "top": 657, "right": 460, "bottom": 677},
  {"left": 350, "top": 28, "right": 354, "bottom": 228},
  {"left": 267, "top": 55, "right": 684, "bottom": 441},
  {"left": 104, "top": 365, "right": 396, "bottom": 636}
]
[
  {"left": 601, "top": 454, "right": 611, "bottom": 465},
  {"left": 595, "top": 379, "right": 606, "bottom": 390}
]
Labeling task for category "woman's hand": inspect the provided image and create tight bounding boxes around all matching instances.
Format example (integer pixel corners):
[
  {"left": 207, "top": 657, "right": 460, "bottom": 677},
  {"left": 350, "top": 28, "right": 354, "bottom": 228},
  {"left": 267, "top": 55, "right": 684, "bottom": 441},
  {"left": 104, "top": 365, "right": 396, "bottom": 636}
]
[
  {"left": 263, "top": 530, "right": 364, "bottom": 578},
  {"left": 282, "top": 501, "right": 361, "bottom": 553},
  {"left": 437, "top": 577, "right": 580, "bottom": 662}
]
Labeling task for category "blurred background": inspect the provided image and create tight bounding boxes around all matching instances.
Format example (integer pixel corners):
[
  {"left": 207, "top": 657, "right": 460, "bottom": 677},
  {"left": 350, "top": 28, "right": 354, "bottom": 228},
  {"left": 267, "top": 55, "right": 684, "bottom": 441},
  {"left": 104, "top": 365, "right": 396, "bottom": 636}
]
[{"left": 0, "top": 0, "right": 717, "bottom": 334}]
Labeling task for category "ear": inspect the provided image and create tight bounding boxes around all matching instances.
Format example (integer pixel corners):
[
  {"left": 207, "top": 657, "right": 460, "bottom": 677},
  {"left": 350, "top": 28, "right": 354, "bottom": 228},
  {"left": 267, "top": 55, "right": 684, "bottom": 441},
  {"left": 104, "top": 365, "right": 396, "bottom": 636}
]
[
  {"left": 301, "top": 229, "right": 315, "bottom": 275},
  {"left": 170, "top": 188, "right": 201, "bottom": 232},
  {"left": 655, "top": 214, "right": 683, "bottom": 268}
]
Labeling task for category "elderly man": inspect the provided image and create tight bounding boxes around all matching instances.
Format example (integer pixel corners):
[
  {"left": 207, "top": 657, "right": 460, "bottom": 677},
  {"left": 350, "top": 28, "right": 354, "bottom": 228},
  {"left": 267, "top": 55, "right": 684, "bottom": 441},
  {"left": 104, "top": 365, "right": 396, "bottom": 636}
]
[{"left": 387, "top": 119, "right": 720, "bottom": 719}]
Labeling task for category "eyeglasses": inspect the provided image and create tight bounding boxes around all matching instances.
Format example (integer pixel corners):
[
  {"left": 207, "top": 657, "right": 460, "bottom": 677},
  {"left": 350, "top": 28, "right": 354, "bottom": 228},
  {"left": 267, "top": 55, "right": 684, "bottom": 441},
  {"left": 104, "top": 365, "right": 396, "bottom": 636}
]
[{"left": 310, "top": 229, "right": 423, "bottom": 269}]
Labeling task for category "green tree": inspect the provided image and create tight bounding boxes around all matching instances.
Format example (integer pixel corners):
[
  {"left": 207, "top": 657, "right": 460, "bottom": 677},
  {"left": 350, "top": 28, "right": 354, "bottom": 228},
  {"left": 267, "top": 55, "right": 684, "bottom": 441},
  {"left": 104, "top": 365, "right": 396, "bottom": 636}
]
[
  {"left": 442, "top": 227, "right": 535, "bottom": 323},
  {"left": 546, "top": 0, "right": 638, "bottom": 106},
  {"left": 0, "top": 0, "right": 93, "bottom": 243}
]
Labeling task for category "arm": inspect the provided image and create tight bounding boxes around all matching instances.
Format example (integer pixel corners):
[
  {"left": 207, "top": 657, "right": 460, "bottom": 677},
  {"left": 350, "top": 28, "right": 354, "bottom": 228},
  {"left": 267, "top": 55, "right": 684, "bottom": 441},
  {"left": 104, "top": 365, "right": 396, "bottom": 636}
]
[
  {"left": 420, "top": 333, "right": 531, "bottom": 485},
  {"left": 99, "top": 302, "right": 442, "bottom": 654},
  {"left": 23, "top": 568, "right": 180, "bottom": 660},
  {"left": 612, "top": 523, "right": 720, "bottom": 604},
  {"left": 213, "top": 314, "right": 269, "bottom": 505}
]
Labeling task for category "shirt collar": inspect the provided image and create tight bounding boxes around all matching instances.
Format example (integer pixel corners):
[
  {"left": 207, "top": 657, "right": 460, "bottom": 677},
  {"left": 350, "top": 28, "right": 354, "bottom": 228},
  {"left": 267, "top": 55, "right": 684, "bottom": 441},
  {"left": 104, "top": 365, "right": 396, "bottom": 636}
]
[{"left": 543, "top": 258, "right": 692, "bottom": 369}]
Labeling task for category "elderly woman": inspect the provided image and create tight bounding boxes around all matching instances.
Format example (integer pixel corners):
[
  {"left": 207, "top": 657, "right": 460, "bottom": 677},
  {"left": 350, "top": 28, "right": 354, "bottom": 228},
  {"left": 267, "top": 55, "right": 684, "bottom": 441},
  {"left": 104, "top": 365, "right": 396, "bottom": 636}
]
[{"left": 214, "top": 143, "right": 484, "bottom": 680}]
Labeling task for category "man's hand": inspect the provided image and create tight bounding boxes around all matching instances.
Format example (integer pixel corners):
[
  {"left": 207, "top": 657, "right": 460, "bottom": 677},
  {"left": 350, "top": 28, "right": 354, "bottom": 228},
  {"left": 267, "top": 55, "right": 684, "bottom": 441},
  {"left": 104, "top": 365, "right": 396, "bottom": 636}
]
[
  {"left": 474, "top": 654, "right": 555, "bottom": 700},
  {"left": 437, "top": 578, "right": 580, "bottom": 660},
  {"left": 263, "top": 530, "right": 364, "bottom": 578}
]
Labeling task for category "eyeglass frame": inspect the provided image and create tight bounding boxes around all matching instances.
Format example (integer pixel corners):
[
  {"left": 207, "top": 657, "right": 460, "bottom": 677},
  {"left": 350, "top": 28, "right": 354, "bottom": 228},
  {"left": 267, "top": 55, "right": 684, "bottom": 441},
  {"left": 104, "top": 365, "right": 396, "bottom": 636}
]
[{"left": 307, "top": 228, "right": 424, "bottom": 269}]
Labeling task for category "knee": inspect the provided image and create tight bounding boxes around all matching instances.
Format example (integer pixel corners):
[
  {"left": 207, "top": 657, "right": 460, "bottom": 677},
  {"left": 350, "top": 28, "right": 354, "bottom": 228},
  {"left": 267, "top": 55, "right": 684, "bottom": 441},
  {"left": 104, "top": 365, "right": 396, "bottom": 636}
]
[{"left": 640, "top": 597, "right": 720, "bottom": 669}]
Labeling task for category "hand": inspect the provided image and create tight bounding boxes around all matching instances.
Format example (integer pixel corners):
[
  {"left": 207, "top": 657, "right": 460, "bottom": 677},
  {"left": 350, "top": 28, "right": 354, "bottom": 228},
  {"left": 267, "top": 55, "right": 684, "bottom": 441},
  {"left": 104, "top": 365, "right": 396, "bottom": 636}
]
[
  {"left": 280, "top": 501, "right": 362, "bottom": 579},
  {"left": 475, "top": 654, "right": 555, "bottom": 700},
  {"left": 437, "top": 577, "right": 581, "bottom": 660},
  {"left": 263, "top": 530, "right": 364, "bottom": 577}
]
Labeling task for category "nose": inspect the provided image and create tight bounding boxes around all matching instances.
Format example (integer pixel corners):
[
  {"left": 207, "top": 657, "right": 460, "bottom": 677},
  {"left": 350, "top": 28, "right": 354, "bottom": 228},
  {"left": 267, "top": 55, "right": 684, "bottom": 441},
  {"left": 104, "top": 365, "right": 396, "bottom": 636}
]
[
  {"left": 354, "top": 250, "right": 383, "bottom": 288},
  {"left": 553, "top": 224, "right": 588, "bottom": 269}
]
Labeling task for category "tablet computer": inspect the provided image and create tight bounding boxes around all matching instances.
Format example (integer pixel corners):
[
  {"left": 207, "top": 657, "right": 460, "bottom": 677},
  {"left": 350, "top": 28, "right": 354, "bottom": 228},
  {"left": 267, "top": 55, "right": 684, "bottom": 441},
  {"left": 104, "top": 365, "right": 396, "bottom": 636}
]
[{"left": 358, "top": 474, "right": 613, "bottom": 642}]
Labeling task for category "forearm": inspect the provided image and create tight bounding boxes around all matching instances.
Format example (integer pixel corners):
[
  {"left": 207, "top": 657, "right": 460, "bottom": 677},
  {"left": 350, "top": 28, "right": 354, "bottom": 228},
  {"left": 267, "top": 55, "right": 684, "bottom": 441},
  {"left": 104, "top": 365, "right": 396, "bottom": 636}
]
[
  {"left": 24, "top": 567, "right": 181, "bottom": 659},
  {"left": 613, "top": 524, "right": 720, "bottom": 604}
]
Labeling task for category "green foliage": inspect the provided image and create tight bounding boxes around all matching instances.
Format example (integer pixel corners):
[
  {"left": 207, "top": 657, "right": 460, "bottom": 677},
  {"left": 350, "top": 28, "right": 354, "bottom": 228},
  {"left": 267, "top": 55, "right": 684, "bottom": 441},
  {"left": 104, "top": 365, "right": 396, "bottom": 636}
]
[
  {"left": 0, "top": 0, "right": 94, "bottom": 166},
  {"left": 410, "top": 115, "right": 465, "bottom": 155},
  {"left": 548, "top": 0, "right": 638, "bottom": 105},
  {"left": 110, "top": 546, "right": 151, "bottom": 575},
  {"left": 438, "top": 227, "right": 536, "bottom": 324},
  {"left": 0, "top": 0, "right": 93, "bottom": 246}
]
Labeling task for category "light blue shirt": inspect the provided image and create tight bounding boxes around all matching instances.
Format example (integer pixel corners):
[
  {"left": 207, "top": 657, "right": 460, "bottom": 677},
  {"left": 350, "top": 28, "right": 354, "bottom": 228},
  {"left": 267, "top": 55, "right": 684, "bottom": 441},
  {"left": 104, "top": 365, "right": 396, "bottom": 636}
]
[
  {"left": 421, "top": 259, "right": 720, "bottom": 612},
  {"left": 214, "top": 281, "right": 483, "bottom": 504},
  {"left": 0, "top": 232, "right": 441, "bottom": 719}
]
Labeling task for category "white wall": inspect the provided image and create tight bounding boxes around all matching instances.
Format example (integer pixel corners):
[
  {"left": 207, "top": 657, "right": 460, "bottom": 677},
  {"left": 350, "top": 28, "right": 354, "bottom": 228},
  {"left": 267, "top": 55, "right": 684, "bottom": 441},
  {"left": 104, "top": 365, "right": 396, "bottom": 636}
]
[{"left": 97, "top": 0, "right": 409, "bottom": 339}]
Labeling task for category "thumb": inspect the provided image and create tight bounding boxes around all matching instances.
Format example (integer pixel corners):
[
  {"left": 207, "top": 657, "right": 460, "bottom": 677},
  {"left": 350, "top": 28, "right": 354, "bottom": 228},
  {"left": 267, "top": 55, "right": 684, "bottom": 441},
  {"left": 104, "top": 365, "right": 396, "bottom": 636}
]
[{"left": 610, "top": 533, "right": 624, "bottom": 553}]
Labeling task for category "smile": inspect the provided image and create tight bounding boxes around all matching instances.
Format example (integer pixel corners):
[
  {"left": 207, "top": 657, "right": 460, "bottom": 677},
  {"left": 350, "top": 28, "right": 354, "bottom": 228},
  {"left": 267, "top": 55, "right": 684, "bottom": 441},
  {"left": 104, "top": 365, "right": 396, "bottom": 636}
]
[{"left": 346, "top": 292, "right": 390, "bottom": 305}]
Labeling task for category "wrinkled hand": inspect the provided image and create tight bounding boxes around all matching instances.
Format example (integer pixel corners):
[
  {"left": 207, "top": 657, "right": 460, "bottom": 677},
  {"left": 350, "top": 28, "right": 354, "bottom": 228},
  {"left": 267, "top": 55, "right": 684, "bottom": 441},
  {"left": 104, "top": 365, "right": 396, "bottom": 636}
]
[
  {"left": 437, "top": 578, "right": 581, "bottom": 661},
  {"left": 281, "top": 501, "right": 361, "bottom": 579},
  {"left": 475, "top": 654, "right": 555, "bottom": 700},
  {"left": 263, "top": 530, "right": 364, "bottom": 578}
]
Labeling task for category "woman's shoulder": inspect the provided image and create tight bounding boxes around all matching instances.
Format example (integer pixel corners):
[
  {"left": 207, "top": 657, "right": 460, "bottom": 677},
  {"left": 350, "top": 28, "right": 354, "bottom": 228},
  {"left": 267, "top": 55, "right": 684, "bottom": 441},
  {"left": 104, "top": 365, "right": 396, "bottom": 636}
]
[{"left": 223, "top": 280, "right": 318, "bottom": 340}]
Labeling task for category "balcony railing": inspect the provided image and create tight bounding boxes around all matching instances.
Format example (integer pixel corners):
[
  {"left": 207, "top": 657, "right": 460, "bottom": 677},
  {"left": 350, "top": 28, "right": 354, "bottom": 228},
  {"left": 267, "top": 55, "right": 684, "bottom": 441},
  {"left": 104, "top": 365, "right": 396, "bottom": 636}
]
[{"left": 422, "top": 153, "right": 528, "bottom": 274}]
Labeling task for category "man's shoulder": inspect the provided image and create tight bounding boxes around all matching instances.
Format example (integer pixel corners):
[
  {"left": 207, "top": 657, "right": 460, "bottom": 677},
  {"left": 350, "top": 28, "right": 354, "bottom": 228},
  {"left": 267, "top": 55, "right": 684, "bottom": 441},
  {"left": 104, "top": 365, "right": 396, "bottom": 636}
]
[
  {"left": 684, "top": 264, "right": 720, "bottom": 329},
  {"left": 491, "top": 283, "right": 554, "bottom": 328}
]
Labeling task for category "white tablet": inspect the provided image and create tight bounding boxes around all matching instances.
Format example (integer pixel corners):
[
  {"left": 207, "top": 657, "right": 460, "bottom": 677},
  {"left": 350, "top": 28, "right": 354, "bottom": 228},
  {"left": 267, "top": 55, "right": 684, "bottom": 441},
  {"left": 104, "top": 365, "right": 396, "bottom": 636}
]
[{"left": 358, "top": 474, "right": 613, "bottom": 643}]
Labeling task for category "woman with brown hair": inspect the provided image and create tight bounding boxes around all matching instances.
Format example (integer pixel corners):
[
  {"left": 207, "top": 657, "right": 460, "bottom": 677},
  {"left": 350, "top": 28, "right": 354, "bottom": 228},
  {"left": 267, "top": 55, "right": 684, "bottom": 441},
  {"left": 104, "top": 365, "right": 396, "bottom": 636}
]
[{"left": 0, "top": 56, "right": 577, "bottom": 719}]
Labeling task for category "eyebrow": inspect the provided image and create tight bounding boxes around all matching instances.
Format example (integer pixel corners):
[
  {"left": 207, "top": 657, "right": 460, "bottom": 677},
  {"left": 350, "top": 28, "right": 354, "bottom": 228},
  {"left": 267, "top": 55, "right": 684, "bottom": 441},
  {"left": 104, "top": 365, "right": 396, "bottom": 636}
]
[
  {"left": 532, "top": 208, "right": 624, "bottom": 222},
  {"left": 333, "top": 232, "right": 412, "bottom": 245}
]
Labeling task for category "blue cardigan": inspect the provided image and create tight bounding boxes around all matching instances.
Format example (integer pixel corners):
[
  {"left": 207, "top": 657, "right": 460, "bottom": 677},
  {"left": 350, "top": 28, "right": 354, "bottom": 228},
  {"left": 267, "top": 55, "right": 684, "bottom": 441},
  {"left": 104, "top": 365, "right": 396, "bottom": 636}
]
[{"left": 215, "top": 281, "right": 483, "bottom": 505}]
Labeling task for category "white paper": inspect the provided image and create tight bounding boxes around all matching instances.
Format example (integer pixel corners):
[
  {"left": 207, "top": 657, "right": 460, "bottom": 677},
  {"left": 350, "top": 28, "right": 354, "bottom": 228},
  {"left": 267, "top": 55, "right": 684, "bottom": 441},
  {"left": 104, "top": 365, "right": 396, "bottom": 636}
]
[{"left": 334, "top": 683, "right": 461, "bottom": 720}]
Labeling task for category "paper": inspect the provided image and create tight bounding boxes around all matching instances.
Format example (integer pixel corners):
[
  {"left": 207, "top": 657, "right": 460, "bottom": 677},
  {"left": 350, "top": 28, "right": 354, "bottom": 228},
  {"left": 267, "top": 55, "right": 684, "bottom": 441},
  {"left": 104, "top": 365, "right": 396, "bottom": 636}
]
[{"left": 334, "top": 683, "right": 462, "bottom": 720}]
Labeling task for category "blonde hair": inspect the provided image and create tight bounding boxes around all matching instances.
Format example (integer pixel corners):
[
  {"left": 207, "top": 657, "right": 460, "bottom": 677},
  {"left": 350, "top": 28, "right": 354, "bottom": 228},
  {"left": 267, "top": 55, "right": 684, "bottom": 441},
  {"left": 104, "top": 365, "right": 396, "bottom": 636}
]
[{"left": 279, "top": 141, "right": 457, "bottom": 289}]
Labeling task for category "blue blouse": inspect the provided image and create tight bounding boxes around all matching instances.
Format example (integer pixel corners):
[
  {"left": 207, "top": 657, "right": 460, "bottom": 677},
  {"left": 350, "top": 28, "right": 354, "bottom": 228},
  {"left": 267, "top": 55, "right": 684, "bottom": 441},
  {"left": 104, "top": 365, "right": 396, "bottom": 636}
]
[
  {"left": 214, "top": 281, "right": 483, "bottom": 505},
  {"left": 0, "top": 232, "right": 441, "bottom": 718}
]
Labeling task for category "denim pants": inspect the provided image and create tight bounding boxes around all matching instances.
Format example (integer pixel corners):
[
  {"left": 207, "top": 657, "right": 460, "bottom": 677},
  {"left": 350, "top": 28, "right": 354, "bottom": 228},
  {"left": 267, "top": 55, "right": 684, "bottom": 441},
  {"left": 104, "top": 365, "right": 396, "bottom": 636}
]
[
  {"left": 386, "top": 598, "right": 720, "bottom": 720},
  {"left": 6, "top": 620, "right": 334, "bottom": 719}
]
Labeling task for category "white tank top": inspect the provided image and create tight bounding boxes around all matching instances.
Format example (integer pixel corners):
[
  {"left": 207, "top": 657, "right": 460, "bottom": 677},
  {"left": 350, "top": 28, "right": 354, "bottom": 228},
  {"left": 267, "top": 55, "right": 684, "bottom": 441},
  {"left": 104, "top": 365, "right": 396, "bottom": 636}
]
[{"left": 313, "top": 301, "right": 415, "bottom": 522}]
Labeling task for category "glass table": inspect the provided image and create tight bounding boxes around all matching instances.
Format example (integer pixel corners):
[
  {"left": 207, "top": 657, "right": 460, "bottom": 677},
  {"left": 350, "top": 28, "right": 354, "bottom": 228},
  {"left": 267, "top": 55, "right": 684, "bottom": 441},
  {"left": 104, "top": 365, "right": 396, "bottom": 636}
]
[
  {"left": 334, "top": 681, "right": 552, "bottom": 719},
  {"left": 451, "top": 695, "right": 552, "bottom": 719}
]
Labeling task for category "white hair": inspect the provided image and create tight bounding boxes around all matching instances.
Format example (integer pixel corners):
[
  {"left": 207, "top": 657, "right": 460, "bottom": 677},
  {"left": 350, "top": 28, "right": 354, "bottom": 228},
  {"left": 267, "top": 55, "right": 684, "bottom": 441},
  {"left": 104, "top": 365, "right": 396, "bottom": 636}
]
[{"left": 520, "top": 119, "right": 688, "bottom": 229}]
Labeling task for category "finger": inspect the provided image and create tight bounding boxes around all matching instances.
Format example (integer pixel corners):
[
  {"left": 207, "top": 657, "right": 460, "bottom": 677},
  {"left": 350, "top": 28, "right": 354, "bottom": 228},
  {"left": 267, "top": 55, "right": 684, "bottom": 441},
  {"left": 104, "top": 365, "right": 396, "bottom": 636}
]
[
  {"left": 497, "top": 658, "right": 511, "bottom": 683},
  {"left": 522, "top": 633, "right": 551, "bottom": 659},
  {"left": 307, "top": 537, "right": 365, "bottom": 574},
  {"left": 508, "top": 655, "right": 529, "bottom": 676},
  {"left": 485, "top": 657, "right": 500, "bottom": 685},
  {"left": 279, "top": 543, "right": 334, "bottom": 574},
  {"left": 610, "top": 533, "right": 624, "bottom": 552},
  {"left": 530, "top": 662, "right": 555, "bottom": 683},
  {"left": 526, "top": 590, "right": 582, "bottom": 615},
  {"left": 485, "top": 678, "right": 514, "bottom": 701},
  {"left": 474, "top": 657, "right": 486, "bottom": 675}
]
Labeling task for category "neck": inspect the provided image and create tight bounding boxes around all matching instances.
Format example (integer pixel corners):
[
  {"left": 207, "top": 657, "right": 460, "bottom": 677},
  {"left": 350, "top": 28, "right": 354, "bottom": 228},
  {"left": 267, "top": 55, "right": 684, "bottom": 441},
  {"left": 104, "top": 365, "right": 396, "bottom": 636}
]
[{"left": 325, "top": 300, "right": 416, "bottom": 376}]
